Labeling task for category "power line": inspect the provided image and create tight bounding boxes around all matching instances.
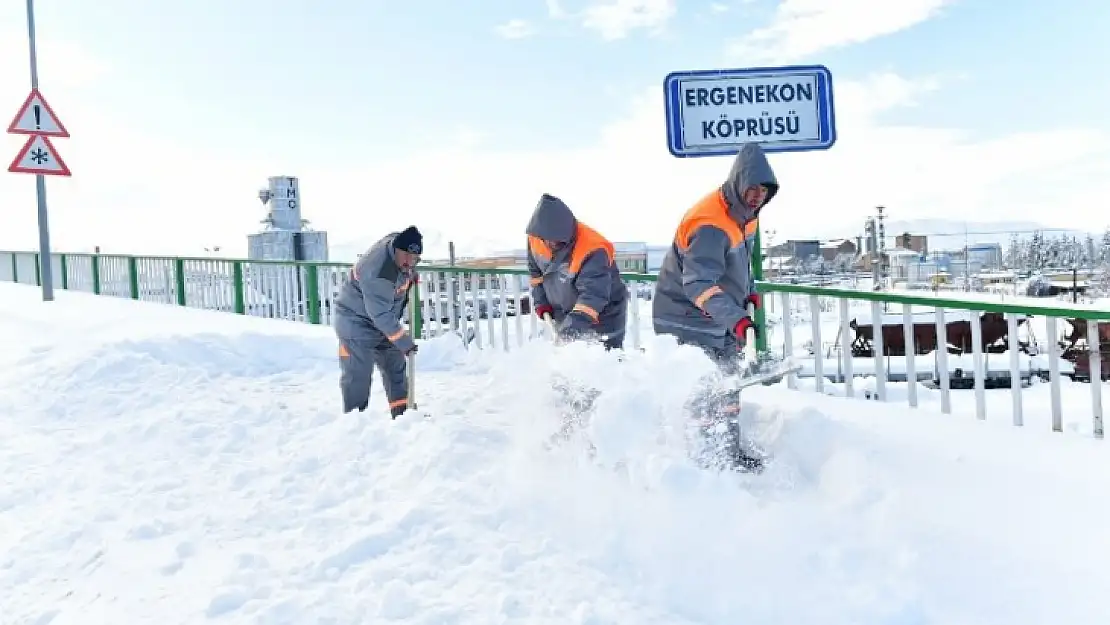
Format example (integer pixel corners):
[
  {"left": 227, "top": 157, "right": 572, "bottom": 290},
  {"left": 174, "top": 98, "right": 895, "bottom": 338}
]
[{"left": 907, "top": 228, "right": 1108, "bottom": 238}]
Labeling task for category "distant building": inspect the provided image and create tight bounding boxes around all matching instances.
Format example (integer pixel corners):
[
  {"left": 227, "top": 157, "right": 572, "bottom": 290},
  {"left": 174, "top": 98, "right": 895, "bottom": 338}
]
[
  {"left": 613, "top": 242, "right": 648, "bottom": 272},
  {"left": 242, "top": 176, "right": 330, "bottom": 319},
  {"left": 887, "top": 248, "right": 923, "bottom": 279},
  {"left": 819, "top": 239, "right": 857, "bottom": 261},
  {"left": 768, "top": 239, "right": 820, "bottom": 262},
  {"left": 247, "top": 176, "right": 329, "bottom": 262},
  {"left": 896, "top": 232, "right": 928, "bottom": 254},
  {"left": 966, "top": 242, "right": 1003, "bottom": 269}
]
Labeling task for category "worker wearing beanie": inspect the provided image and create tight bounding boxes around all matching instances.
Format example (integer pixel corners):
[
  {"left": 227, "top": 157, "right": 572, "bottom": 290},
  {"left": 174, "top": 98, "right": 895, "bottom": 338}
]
[{"left": 333, "top": 225, "right": 423, "bottom": 418}]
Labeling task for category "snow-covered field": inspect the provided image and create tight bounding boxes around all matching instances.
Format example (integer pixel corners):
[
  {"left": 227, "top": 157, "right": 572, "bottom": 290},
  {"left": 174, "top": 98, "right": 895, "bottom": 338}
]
[{"left": 3, "top": 281, "right": 1110, "bottom": 625}]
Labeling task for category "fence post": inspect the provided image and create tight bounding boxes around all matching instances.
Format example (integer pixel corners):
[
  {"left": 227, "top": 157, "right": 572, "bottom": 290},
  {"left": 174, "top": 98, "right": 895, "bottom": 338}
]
[
  {"left": 34, "top": 253, "right": 42, "bottom": 286},
  {"left": 305, "top": 264, "right": 321, "bottom": 324},
  {"left": 91, "top": 253, "right": 101, "bottom": 295},
  {"left": 751, "top": 226, "right": 768, "bottom": 354},
  {"left": 59, "top": 254, "right": 68, "bottom": 290},
  {"left": 10, "top": 254, "right": 17, "bottom": 283},
  {"left": 174, "top": 258, "right": 187, "bottom": 306},
  {"left": 127, "top": 256, "right": 140, "bottom": 299},
  {"left": 410, "top": 279, "right": 423, "bottom": 339},
  {"left": 232, "top": 261, "right": 245, "bottom": 314}
]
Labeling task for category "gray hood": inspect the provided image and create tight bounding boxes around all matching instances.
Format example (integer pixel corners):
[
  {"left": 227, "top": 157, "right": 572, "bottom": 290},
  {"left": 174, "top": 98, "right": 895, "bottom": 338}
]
[
  {"left": 720, "top": 143, "right": 779, "bottom": 223},
  {"left": 526, "top": 193, "right": 577, "bottom": 243}
]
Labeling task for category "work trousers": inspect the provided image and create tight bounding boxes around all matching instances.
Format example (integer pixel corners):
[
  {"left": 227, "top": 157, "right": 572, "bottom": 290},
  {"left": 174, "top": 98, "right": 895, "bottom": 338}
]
[{"left": 338, "top": 336, "right": 408, "bottom": 415}]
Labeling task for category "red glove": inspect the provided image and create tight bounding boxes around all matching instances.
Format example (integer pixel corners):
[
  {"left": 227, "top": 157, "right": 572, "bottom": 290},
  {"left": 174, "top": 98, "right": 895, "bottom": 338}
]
[
  {"left": 745, "top": 293, "right": 761, "bottom": 309},
  {"left": 734, "top": 317, "right": 754, "bottom": 337},
  {"left": 534, "top": 304, "right": 553, "bottom": 319}
]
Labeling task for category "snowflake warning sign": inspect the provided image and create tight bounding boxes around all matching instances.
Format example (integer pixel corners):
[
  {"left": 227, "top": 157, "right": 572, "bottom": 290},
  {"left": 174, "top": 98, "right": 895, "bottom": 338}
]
[{"left": 7, "top": 133, "right": 71, "bottom": 176}]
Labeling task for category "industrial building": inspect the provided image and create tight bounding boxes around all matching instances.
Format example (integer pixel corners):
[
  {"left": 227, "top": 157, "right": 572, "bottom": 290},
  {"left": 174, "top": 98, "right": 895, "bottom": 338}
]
[{"left": 247, "top": 176, "right": 329, "bottom": 262}]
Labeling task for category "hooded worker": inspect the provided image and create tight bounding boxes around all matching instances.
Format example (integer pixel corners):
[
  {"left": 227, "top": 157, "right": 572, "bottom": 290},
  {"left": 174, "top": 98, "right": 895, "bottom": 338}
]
[
  {"left": 651, "top": 143, "right": 778, "bottom": 471},
  {"left": 333, "top": 225, "right": 423, "bottom": 418},
  {"left": 525, "top": 193, "right": 629, "bottom": 350}
]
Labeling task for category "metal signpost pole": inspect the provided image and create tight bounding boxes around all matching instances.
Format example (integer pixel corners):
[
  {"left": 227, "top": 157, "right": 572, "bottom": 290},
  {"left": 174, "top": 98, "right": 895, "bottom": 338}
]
[{"left": 26, "top": 0, "right": 54, "bottom": 301}]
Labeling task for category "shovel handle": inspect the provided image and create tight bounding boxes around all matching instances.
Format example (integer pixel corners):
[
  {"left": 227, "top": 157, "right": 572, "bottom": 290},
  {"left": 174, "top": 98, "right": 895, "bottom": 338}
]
[
  {"left": 407, "top": 283, "right": 418, "bottom": 409},
  {"left": 743, "top": 301, "right": 758, "bottom": 365},
  {"left": 542, "top": 313, "right": 558, "bottom": 341}
]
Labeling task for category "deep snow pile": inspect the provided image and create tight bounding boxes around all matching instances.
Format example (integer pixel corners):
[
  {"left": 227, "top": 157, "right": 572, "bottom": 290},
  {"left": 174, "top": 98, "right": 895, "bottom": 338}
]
[{"left": 2, "top": 283, "right": 1109, "bottom": 625}]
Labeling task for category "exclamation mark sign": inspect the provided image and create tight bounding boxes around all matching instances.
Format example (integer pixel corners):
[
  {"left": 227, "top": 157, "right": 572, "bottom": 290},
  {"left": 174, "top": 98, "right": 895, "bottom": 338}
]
[{"left": 32, "top": 104, "right": 41, "bottom": 129}]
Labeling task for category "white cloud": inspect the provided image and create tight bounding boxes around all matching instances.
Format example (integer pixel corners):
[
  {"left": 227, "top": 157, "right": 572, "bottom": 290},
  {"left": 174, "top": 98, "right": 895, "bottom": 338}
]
[
  {"left": 551, "top": 0, "right": 677, "bottom": 40},
  {"left": 726, "top": 0, "right": 959, "bottom": 63},
  {"left": 494, "top": 19, "right": 535, "bottom": 39}
]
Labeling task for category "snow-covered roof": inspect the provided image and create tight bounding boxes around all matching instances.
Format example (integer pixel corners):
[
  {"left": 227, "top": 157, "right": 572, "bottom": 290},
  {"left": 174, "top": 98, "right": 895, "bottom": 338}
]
[{"left": 613, "top": 242, "right": 648, "bottom": 253}]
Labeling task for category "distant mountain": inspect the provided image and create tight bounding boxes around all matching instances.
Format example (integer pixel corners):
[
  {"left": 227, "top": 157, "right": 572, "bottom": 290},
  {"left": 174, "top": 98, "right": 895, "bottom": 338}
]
[{"left": 814, "top": 219, "right": 1096, "bottom": 252}]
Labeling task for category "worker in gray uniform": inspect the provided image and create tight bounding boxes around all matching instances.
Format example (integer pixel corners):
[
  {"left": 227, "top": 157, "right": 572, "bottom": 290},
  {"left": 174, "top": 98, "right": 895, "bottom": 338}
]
[
  {"left": 333, "top": 226, "right": 422, "bottom": 418},
  {"left": 652, "top": 143, "right": 779, "bottom": 472}
]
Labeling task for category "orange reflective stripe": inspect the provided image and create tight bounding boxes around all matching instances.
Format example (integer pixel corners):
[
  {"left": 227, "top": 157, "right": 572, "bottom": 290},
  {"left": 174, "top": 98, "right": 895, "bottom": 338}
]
[
  {"left": 387, "top": 328, "right": 406, "bottom": 342},
  {"left": 568, "top": 222, "right": 615, "bottom": 274},
  {"left": 674, "top": 189, "right": 747, "bottom": 251},
  {"left": 389, "top": 398, "right": 407, "bottom": 408},
  {"left": 529, "top": 276, "right": 543, "bottom": 286},
  {"left": 694, "top": 285, "right": 722, "bottom": 310},
  {"left": 742, "top": 219, "right": 758, "bottom": 240},
  {"left": 572, "top": 303, "right": 599, "bottom": 322},
  {"left": 528, "top": 236, "right": 552, "bottom": 260},
  {"left": 338, "top": 343, "right": 350, "bottom": 358}
]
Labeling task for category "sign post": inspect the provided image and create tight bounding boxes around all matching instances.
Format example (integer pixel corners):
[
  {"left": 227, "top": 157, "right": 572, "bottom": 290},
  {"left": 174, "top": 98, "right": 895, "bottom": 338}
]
[
  {"left": 6, "top": 0, "right": 72, "bottom": 302},
  {"left": 663, "top": 64, "right": 837, "bottom": 355}
]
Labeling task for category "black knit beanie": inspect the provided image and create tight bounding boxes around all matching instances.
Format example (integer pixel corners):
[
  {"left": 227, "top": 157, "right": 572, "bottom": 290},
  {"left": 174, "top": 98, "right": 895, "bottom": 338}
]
[{"left": 393, "top": 226, "right": 423, "bottom": 255}]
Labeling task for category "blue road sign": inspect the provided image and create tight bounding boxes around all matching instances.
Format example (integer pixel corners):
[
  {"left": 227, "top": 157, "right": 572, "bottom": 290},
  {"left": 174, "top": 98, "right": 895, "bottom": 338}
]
[{"left": 664, "top": 64, "right": 837, "bottom": 158}]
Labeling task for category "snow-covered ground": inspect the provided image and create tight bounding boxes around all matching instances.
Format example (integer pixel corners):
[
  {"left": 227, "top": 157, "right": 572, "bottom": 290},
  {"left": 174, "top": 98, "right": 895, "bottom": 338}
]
[{"left": 3, "top": 281, "right": 1110, "bottom": 625}]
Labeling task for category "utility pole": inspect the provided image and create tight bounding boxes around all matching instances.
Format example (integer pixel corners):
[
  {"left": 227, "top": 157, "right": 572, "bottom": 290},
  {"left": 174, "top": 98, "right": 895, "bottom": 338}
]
[
  {"left": 876, "top": 205, "right": 886, "bottom": 289},
  {"left": 866, "top": 216, "right": 880, "bottom": 291}
]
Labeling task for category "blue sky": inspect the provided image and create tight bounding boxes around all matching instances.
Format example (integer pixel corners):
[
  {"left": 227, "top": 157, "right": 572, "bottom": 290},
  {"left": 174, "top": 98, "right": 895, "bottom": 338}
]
[{"left": 1, "top": 0, "right": 1108, "bottom": 257}]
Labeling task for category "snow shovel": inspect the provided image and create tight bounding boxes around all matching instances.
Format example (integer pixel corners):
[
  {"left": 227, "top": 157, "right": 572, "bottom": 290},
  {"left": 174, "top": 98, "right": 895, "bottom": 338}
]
[
  {"left": 541, "top": 312, "right": 559, "bottom": 342},
  {"left": 407, "top": 285, "right": 419, "bottom": 410},
  {"left": 736, "top": 300, "right": 801, "bottom": 388},
  {"left": 743, "top": 301, "right": 758, "bottom": 367},
  {"left": 407, "top": 349, "right": 417, "bottom": 410}
]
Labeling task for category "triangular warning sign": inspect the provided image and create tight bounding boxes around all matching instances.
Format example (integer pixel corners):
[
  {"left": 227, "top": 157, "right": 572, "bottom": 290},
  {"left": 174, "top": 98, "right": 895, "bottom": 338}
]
[
  {"left": 8, "top": 134, "right": 72, "bottom": 176},
  {"left": 7, "top": 88, "right": 69, "bottom": 137}
]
